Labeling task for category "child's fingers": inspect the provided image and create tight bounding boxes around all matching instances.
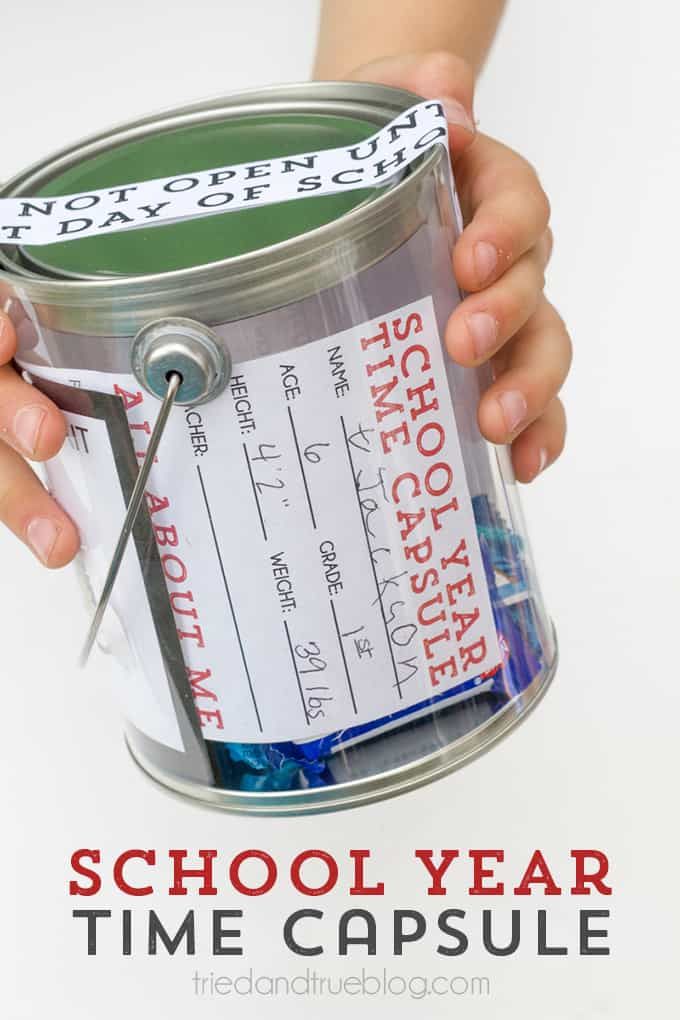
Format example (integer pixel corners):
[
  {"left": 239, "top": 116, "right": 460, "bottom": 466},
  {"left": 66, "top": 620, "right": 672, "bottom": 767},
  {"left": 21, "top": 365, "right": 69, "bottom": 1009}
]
[
  {"left": 445, "top": 245, "right": 546, "bottom": 366},
  {"left": 477, "top": 296, "right": 572, "bottom": 445},
  {"left": 0, "top": 308, "right": 78, "bottom": 565},
  {"left": 0, "top": 440, "right": 80, "bottom": 567},
  {"left": 452, "top": 134, "right": 551, "bottom": 292},
  {"left": 0, "top": 309, "right": 68, "bottom": 460},
  {"left": 510, "top": 397, "right": 567, "bottom": 483},
  {"left": 0, "top": 363, "right": 68, "bottom": 461}
]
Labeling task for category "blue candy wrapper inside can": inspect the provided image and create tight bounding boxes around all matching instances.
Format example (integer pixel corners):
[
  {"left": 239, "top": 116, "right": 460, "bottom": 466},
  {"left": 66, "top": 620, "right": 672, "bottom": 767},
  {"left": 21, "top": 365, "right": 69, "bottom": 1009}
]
[{"left": 209, "top": 495, "right": 546, "bottom": 792}]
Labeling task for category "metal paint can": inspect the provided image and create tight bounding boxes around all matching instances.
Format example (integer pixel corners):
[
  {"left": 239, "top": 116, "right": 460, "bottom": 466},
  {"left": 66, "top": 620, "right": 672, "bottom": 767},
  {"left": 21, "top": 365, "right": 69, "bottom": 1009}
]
[{"left": 0, "top": 82, "right": 557, "bottom": 814}]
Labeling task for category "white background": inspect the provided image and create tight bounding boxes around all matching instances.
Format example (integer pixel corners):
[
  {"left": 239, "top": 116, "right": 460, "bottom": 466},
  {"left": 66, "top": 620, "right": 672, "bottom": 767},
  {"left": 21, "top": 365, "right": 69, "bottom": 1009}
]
[{"left": 1, "top": 1, "right": 678, "bottom": 1016}]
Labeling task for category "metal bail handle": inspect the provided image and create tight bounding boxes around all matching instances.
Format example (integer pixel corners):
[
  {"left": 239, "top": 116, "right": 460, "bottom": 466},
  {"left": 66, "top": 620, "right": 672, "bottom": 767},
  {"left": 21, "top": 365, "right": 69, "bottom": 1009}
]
[{"left": 80, "top": 318, "right": 231, "bottom": 666}]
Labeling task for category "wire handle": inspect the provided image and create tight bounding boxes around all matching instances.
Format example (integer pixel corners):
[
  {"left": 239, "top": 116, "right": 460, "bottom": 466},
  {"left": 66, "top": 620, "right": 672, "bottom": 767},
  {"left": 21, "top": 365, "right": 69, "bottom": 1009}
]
[
  {"left": 79, "top": 318, "right": 229, "bottom": 667},
  {"left": 79, "top": 372, "right": 182, "bottom": 666}
]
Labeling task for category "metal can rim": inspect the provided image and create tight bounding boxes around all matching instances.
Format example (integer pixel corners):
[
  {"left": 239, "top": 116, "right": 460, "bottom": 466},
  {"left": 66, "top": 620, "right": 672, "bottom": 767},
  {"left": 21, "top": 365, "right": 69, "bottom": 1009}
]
[{"left": 0, "top": 81, "right": 445, "bottom": 334}]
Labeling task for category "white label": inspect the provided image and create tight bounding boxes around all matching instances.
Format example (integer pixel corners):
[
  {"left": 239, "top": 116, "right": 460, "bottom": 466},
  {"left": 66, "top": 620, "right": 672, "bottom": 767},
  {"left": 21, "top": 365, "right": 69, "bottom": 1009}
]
[
  {"left": 1, "top": 101, "right": 448, "bottom": 246},
  {"left": 47, "top": 412, "right": 184, "bottom": 750},
  {"left": 27, "top": 297, "right": 500, "bottom": 745}
]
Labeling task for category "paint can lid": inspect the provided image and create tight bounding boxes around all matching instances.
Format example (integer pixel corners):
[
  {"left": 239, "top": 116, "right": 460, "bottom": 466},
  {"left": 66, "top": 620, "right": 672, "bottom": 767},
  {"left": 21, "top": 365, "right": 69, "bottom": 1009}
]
[
  {"left": 0, "top": 83, "right": 444, "bottom": 333},
  {"left": 18, "top": 112, "right": 380, "bottom": 279}
]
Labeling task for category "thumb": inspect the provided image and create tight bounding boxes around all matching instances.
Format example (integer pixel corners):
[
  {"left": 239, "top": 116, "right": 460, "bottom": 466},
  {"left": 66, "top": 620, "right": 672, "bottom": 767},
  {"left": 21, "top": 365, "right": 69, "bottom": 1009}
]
[{"left": 345, "top": 51, "right": 477, "bottom": 158}]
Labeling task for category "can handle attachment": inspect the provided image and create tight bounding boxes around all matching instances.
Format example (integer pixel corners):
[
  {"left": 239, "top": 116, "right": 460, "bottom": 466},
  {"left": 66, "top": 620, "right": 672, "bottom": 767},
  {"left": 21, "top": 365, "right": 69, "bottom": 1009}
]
[
  {"left": 130, "top": 317, "right": 231, "bottom": 406},
  {"left": 79, "top": 319, "right": 230, "bottom": 666}
]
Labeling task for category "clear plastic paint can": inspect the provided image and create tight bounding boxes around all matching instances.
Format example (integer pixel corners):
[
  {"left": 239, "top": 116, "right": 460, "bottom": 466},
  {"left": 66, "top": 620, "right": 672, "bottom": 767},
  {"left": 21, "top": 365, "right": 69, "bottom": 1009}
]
[{"left": 0, "top": 82, "right": 557, "bottom": 814}]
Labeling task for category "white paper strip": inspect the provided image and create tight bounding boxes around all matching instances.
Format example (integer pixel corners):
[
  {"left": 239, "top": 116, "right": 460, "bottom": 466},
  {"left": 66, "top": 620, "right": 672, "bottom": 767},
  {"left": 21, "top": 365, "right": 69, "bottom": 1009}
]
[{"left": 1, "top": 101, "right": 448, "bottom": 247}]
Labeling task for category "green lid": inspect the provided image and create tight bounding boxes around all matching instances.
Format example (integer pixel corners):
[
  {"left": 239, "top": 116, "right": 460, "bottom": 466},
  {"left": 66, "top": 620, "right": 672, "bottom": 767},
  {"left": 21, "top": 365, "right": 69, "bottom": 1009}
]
[{"left": 25, "top": 113, "right": 379, "bottom": 278}]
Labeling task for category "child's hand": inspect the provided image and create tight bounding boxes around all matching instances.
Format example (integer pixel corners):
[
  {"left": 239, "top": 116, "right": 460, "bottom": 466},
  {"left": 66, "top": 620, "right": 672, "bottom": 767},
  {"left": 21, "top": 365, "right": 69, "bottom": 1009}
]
[
  {"left": 0, "top": 311, "right": 79, "bottom": 566},
  {"left": 348, "top": 53, "right": 572, "bottom": 482}
]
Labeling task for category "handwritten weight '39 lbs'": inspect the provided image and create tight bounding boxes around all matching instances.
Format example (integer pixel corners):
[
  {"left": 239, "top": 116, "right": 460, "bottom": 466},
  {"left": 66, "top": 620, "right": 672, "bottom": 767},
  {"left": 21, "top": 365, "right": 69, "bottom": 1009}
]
[{"left": 0, "top": 82, "right": 557, "bottom": 814}]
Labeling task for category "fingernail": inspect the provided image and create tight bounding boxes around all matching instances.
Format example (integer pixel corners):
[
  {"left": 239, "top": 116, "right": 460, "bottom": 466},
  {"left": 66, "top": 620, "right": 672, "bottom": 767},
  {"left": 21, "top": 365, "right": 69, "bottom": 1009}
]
[
  {"left": 440, "top": 97, "right": 476, "bottom": 134},
  {"left": 537, "top": 447, "right": 549, "bottom": 475},
  {"left": 13, "top": 404, "right": 46, "bottom": 456},
  {"left": 466, "top": 312, "right": 498, "bottom": 360},
  {"left": 498, "top": 390, "right": 527, "bottom": 435},
  {"left": 473, "top": 241, "right": 498, "bottom": 284},
  {"left": 27, "top": 517, "right": 60, "bottom": 564}
]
